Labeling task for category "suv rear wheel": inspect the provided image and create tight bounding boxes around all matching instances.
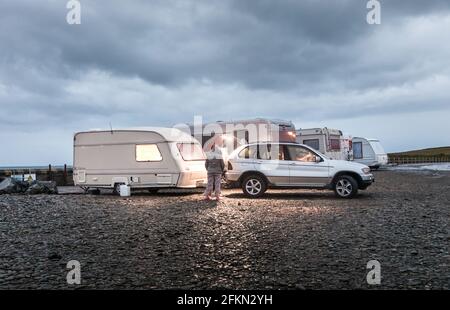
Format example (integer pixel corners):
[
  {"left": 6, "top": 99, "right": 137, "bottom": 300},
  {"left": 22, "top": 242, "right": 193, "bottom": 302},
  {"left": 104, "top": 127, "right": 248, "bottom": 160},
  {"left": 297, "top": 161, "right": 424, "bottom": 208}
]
[
  {"left": 333, "top": 175, "right": 358, "bottom": 199},
  {"left": 242, "top": 175, "right": 267, "bottom": 198}
]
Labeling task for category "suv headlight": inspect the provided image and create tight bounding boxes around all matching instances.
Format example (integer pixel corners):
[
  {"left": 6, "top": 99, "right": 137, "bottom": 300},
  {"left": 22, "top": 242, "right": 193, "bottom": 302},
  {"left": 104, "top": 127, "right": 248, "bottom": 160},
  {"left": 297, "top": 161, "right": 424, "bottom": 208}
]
[{"left": 362, "top": 167, "right": 371, "bottom": 174}]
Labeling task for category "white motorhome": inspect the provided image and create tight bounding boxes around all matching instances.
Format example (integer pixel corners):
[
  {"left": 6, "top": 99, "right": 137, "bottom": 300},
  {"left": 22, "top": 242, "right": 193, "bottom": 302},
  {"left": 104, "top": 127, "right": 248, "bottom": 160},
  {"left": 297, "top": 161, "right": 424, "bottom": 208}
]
[
  {"left": 351, "top": 137, "right": 388, "bottom": 169},
  {"left": 73, "top": 127, "right": 207, "bottom": 193},
  {"left": 296, "top": 128, "right": 351, "bottom": 160}
]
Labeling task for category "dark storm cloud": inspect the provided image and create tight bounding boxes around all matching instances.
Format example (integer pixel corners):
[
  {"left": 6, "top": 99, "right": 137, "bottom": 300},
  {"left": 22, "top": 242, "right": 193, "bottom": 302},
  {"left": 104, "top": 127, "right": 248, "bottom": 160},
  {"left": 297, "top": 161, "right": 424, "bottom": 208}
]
[
  {"left": 2, "top": 0, "right": 449, "bottom": 93},
  {"left": 2, "top": 0, "right": 450, "bottom": 91}
]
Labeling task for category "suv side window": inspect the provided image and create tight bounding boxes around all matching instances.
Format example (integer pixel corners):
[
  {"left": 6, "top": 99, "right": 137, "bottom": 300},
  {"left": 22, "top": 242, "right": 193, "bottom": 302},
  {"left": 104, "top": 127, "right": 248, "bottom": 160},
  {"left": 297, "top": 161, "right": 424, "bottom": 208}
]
[
  {"left": 238, "top": 145, "right": 257, "bottom": 159},
  {"left": 286, "top": 145, "right": 316, "bottom": 162},
  {"left": 258, "top": 144, "right": 285, "bottom": 160}
]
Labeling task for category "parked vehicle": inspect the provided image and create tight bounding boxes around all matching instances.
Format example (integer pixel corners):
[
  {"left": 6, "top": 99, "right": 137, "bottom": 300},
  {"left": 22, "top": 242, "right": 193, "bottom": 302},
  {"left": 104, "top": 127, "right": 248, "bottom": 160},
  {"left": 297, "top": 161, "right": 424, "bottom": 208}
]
[
  {"left": 226, "top": 142, "right": 374, "bottom": 198},
  {"left": 73, "top": 127, "right": 207, "bottom": 194},
  {"left": 296, "top": 127, "right": 351, "bottom": 160},
  {"left": 351, "top": 137, "right": 388, "bottom": 169}
]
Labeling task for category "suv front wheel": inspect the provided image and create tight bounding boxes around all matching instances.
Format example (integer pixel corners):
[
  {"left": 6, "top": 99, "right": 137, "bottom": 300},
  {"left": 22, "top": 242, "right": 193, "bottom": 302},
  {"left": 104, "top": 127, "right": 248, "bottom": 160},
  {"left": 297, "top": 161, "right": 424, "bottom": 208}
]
[
  {"left": 333, "top": 175, "right": 358, "bottom": 199},
  {"left": 242, "top": 175, "right": 267, "bottom": 198}
]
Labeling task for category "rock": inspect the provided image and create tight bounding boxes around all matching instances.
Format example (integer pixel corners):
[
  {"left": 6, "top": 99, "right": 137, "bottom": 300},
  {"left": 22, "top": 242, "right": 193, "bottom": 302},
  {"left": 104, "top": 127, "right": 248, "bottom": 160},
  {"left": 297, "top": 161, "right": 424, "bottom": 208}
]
[
  {"left": 0, "top": 178, "right": 29, "bottom": 194},
  {"left": 25, "top": 181, "right": 58, "bottom": 195},
  {"left": 47, "top": 253, "right": 62, "bottom": 260}
]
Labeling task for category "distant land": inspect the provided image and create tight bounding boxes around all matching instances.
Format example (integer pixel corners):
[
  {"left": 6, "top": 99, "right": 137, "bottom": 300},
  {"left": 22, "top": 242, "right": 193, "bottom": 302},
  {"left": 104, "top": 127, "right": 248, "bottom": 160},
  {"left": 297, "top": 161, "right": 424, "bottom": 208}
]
[{"left": 389, "top": 146, "right": 450, "bottom": 157}]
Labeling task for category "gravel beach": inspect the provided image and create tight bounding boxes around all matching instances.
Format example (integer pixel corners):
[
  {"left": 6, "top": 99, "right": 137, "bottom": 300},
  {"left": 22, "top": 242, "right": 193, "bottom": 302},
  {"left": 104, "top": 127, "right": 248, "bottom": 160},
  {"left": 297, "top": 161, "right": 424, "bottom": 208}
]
[{"left": 0, "top": 170, "right": 449, "bottom": 289}]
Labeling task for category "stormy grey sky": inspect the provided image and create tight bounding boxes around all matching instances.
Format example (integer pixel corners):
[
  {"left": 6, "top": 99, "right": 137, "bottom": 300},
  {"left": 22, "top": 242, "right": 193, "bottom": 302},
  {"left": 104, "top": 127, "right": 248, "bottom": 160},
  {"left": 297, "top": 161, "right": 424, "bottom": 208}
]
[{"left": 1, "top": 0, "right": 450, "bottom": 165}]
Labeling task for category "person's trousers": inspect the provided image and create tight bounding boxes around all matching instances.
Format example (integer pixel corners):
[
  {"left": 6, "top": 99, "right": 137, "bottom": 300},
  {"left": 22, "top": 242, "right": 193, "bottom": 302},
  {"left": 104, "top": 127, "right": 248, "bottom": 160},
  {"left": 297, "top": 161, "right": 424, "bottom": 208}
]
[{"left": 205, "top": 174, "right": 222, "bottom": 197}]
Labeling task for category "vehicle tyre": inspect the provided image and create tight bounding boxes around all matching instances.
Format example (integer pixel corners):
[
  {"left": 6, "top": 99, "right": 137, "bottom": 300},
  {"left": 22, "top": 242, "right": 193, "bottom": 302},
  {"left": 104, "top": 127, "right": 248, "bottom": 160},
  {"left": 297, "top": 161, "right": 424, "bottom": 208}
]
[
  {"left": 333, "top": 175, "right": 358, "bottom": 199},
  {"left": 241, "top": 174, "right": 267, "bottom": 198},
  {"left": 88, "top": 188, "right": 101, "bottom": 195}
]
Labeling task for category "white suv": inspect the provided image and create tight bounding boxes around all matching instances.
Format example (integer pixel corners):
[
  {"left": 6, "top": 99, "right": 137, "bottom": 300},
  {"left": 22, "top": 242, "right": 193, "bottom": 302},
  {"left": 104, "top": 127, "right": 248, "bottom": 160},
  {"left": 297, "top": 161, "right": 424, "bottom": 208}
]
[{"left": 226, "top": 143, "right": 374, "bottom": 198}]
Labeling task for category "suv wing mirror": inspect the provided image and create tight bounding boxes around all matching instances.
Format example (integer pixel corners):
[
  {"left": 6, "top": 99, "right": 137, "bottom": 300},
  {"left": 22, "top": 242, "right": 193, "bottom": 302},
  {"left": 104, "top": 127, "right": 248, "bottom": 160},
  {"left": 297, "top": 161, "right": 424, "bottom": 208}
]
[{"left": 315, "top": 155, "right": 322, "bottom": 163}]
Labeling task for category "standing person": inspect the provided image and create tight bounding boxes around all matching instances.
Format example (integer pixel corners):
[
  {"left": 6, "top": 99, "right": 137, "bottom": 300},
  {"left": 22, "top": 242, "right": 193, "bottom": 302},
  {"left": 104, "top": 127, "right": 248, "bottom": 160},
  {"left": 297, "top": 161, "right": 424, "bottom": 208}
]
[{"left": 204, "top": 144, "right": 225, "bottom": 201}]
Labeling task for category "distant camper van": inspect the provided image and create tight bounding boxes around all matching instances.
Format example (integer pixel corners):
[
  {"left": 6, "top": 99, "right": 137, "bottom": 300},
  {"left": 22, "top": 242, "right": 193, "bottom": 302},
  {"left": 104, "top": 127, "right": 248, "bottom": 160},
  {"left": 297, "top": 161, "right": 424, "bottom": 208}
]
[
  {"left": 296, "top": 127, "right": 351, "bottom": 160},
  {"left": 73, "top": 127, "right": 207, "bottom": 193},
  {"left": 189, "top": 118, "right": 297, "bottom": 157},
  {"left": 351, "top": 137, "right": 388, "bottom": 169}
]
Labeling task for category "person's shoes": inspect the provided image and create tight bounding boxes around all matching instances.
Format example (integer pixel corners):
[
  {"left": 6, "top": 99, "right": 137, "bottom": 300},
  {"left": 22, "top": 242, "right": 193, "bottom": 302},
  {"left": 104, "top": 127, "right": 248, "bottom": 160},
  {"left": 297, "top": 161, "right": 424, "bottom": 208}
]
[
  {"left": 204, "top": 196, "right": 211, "bottom": 201},
  {"left": 215, "top": 195, "right": 223, "bottom": 201}
]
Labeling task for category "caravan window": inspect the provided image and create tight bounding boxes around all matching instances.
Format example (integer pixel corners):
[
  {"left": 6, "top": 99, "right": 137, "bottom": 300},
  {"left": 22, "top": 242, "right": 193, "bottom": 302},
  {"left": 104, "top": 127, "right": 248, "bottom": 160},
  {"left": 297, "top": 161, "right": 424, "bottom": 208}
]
[
  {"left": 303, "top": 139, "right": 320, "bottom": 151},
  {"left": 370, "top": 141, "right": 386, "bottom": 155},
  {"left": 329, "top": 138, "right": 341, "bottom": 151},
  {"left": 136, "top": 144, "right": 163, "bottom": 162},
  {"left": 353, "top": 142, "right": 363, "bottom": 159},
  {"left": 177, "top": 143, "right": 205, "bottom": 161}
]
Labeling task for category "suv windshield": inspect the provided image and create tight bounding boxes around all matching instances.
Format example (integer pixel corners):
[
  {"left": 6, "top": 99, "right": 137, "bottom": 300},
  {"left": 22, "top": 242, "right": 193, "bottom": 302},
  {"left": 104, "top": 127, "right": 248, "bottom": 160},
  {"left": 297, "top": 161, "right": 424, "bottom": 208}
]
[{"left": 177, "top": 143, "right": 205, "bottom": 161}]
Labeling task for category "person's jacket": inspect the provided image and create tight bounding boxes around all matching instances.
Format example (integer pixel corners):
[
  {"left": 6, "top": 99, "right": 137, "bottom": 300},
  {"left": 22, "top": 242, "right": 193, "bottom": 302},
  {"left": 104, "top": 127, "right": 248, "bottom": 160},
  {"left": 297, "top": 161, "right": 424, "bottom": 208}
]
[{"left": 205, "top": 158, "right": 225, "bottom": 175}]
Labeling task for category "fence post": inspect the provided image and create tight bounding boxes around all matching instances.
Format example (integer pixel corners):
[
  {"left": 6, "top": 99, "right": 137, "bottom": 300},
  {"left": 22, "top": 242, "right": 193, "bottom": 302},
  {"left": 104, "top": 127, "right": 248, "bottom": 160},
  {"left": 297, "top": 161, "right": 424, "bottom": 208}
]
[
  {"left": 48, "top": 164, "right": 52, "bottom": 181},
  {"left": 63, "top": 164, "right": 67, "bottom": 186}
]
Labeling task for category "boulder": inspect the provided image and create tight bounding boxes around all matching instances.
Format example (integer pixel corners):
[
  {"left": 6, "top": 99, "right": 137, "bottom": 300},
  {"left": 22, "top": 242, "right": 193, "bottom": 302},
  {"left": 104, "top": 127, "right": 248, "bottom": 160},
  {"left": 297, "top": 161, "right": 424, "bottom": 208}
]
[
  {"left": 0, "top": 178, "right": 29, "bottom": 194},
  {"left": 25, "top": 181, "right": 58, "bottom": 195}
]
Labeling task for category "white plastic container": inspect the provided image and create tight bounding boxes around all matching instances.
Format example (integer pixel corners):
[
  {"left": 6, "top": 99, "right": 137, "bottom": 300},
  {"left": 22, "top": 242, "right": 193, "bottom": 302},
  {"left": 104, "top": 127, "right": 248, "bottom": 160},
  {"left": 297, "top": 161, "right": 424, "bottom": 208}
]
[{"left": 119, "top": 185, "right": 131, "bottom": 197}]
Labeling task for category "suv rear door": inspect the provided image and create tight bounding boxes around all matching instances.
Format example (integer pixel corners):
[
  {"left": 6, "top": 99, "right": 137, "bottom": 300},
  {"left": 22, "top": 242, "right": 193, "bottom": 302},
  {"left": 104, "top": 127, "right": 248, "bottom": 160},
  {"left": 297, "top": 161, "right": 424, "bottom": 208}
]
[
  {"left": 234, "top": 145, "right": 258, "bottom": 171},
  {"left": 253, "top": 144, "right": 290, "bottom": 186},
  {"left": 284, "top": 144, "right": 331, "bottom": 187}
]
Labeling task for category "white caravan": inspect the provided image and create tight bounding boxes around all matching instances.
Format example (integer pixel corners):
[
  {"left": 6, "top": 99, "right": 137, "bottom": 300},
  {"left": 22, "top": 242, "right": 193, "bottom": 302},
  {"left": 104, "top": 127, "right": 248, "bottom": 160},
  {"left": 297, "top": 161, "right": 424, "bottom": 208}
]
[
  {"left": 73, "top": 127, "right": 207, "bottom": 193},
  {"left": 351, "top": 137, "right": 388, "bottom": 169},
  {"left": 296, "top": 128, "right": 351, "bottom": 160}
]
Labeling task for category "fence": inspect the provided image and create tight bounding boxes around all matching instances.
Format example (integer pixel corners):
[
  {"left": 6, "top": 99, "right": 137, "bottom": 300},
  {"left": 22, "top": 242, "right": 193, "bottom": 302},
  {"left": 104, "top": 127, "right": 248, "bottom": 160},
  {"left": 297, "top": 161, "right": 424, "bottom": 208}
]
[
  {"left": 0, "top": 165, "right": 74, "bottom": 186},
  {"left": 388, "top": 156, "right": 450, "bottom": 165}
]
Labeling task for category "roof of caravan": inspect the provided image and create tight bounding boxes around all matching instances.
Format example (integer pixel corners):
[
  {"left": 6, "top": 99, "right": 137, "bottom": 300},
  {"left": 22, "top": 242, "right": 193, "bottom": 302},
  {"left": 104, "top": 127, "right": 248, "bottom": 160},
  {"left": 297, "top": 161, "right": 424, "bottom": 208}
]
[
  {"left": 217, "top": 118, "right": 294, "bottom": 125},
  {"left": 189, "top": 118, "right": 294, "bottom": 127},
  {"left": 296, "top": 127, "right": 343, "bottom": 135},
  {"left": 75, "top": 127, "right": 197, "bottom": 143},
  {"left": 353, "top": 137, "right": 380, "bottom": 142}
]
